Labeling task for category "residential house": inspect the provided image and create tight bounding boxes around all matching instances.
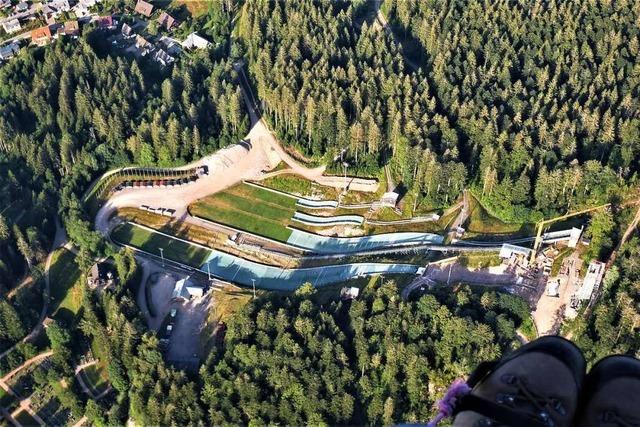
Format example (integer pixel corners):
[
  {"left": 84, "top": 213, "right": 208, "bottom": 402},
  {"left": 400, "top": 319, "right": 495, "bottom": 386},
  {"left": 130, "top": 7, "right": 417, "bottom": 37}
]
[
  {"left": 31, "top": 25, "right": 53, "bottom": 46},
  {"left": 134, "top": 0, "right": 153, "bottom": 17},
  {"left": 2, "top": 18, "right": 21, "bottom": 33},
  {"left": 159, "top": 35, "right": 180, "bottom": 55},
  {"left": 74, "top": 0, "right": 100, "bottom": 15},
  {"left": 95, "top": 15, "right": 115, "bottom": 29},
  {"left": 73, "top": 2, "right": 88, "bottom": 17},
  {"left": 157, "top": 11, "right": 176, "bottom": 30},
  {"left": 48, "top": 0, "right": 71, "bottom": 12},
  {"left": 57, "top": 20, "right": 79, "bottom": 37},
  {"left": 68, "top": 0, "right": 98, "bottom": 19},
  {"left": 0, "top": 0, "right": 12, "bottom": 9},
  {"left": 135, "top": 34, "right": 151, "bottom": 55},
  {"left": 153, "top": 48, "right": 174, "bottom": 66},
  {"left": 15, "top": 1, "right": 28, "bottom": 12},
  {"left": 121, "top": 22, "right": 134, "bottom": 38},
  {"left": 181, "top": 32, "right": 210, "bottom": 50},
  {"left": 0, "top": 42, "right": 20, "bottom": 60},
  {"left": 87, "top": 262, "right": 115, "bottom": 289}
]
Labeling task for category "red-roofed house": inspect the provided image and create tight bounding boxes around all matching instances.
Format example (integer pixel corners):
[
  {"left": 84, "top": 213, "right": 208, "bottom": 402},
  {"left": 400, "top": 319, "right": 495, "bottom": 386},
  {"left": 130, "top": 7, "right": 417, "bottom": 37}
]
[
  {"left": 31, "top": 26, "right": 53, "bottom": 46},
  {"left": 95, "top": 15, "right": 115, "bottom": 29},
  {"left": 134, "top": 0, "right": 153, "bottom": 17},
  {"left": 157, "top": 11, "right": 176, "bottom": 30}
]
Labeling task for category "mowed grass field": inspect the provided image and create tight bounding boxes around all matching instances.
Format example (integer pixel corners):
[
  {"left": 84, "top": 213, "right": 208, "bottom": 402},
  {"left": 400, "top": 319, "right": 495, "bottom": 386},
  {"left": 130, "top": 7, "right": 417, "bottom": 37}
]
[
  {"left": 111, "top": 222, "right": 211, "bottom": 267},
  {"left": 190, "top": 183, "right": 297, "bottom": 242},
  {"left": 465, "top": 195, "right": 534, "bottom": 237},
  {"left": 48, "top": 248, "right": 85, "bottom": 322}
]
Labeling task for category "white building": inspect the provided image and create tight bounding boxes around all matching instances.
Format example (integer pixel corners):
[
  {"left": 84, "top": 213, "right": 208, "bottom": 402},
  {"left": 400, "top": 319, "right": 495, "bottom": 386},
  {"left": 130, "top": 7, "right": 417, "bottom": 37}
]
[
  {"left": 182, "top": 32, "right": 210, "bottom": 50},
  {"left": 2, "top": 18, "right": 20, "bottom": 33},
  {"left": 153, "top": 48, "right": 174, "bottom": 67},
  {"left": 121, "top": 22, "right": 134, "bottom": 38},
  {"left": 172, "top": 276, "right": 204, "bottom": 300},
  {"left": 499, "top": 243, "right": 532, "bottom": 259},
  {"left": 48, "top": 0, "right": 71, "bottom": 12},
  {"left": 340, "top": 287, "right": 360, "bottom": 300},
  {"left": 576, "top": 260, "right": 605, "bottom": 301},
  {"left": 72, "top": 0, "right": 98, "bottom": 18},
  {"left": 546, "top": 279, "right": 560, "bottom": 297},
  {"left": 567, "top": 227, "right": 583, "bottom": 248}
]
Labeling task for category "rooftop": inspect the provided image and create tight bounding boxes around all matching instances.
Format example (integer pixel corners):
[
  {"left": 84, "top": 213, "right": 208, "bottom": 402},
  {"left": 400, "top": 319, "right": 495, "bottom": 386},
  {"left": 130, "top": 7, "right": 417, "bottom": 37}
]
[
  {"left": 157, "top": 11, "right": 176, "bottom": 30},
  {"left": 134, "top": 0, "right": 153, "bottom": 17}
]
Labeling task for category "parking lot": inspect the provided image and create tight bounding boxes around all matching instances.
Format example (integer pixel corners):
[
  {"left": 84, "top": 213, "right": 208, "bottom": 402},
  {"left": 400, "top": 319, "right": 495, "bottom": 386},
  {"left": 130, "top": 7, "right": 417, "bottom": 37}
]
[{"left": 137, "top": 266, "right": 213, "bottom": 370}]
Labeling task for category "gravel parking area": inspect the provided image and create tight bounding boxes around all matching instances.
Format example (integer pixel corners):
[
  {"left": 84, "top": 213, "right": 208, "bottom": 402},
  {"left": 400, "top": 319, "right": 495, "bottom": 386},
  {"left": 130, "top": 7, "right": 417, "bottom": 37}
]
[
  {"left": 166, "top": 294, "right": 212, "bottom": 367},
  {"left": 136, "top": 264, "right": 213, "bottom": 369}
]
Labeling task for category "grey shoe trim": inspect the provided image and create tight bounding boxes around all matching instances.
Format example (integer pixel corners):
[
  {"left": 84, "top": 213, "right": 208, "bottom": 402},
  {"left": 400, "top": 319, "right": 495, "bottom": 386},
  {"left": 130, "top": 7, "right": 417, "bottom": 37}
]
[{"left": 456, "top": 394, "right": 549, "bottom": 427}]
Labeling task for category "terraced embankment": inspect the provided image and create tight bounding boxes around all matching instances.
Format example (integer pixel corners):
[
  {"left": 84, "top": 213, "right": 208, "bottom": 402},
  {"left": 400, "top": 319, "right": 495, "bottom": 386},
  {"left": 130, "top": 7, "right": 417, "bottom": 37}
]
[
  {"left": 291, "top": 211, "right": 364, "bottom": 227},
  {"left": 111, "top": 222, "right": 420, "bottom": 290}
]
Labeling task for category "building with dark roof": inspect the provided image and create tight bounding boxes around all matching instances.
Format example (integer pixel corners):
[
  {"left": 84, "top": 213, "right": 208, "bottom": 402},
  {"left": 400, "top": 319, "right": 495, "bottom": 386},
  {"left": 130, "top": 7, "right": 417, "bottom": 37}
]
[{"left": 87, "top": 262, "right": 115, "bottom": 289}]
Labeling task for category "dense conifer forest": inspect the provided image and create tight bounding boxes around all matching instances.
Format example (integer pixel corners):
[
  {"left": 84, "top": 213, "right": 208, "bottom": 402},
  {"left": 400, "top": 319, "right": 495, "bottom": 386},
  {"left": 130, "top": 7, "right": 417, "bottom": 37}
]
[
  {"left": 239, "top": 0, "right": 640, "bottom": 220},
  {"left": 202, "top": 282, "right": 530, "bottom": 424}
]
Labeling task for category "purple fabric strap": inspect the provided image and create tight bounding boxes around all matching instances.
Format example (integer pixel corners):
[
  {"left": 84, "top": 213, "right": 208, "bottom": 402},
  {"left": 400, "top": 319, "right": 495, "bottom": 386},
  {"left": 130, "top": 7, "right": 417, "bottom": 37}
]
[{"left": 427, "top": 379, "right": 472, "bottom": 427}]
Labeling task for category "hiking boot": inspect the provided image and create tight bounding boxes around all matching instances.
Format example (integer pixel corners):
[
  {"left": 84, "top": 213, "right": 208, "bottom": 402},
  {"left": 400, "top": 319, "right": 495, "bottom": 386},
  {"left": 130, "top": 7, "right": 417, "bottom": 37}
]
[
  {"left": 452, "top": 336, "right": 586, "bottom": 427},
  {"left": 577, "top": 355, "right": 640, "bottom": 427}
]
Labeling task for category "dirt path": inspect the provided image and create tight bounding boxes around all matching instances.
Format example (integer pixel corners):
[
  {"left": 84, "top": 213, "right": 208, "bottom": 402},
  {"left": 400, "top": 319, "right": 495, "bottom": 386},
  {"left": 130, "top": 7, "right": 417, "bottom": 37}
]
[
  {"left": 0, "top": 351, "right": 52, "bottom": 427},
  {"left": 72, "top": 415, "right": 87, "bottom": 427},
  {"left": 74, "top": 360, "right": 112, "bottom": 400},
  {"left": 606, "top": 204, "right": 640, "bottom": 268},
  {"left": 0, "top": 220, "right": 65, "bottom": 361},
  {"left": 1, "top": 351, "right": 53, "bottom": 383},
  {"left": 447, "top": 190, "right": 469, "bottom": 241},
  {"left": 374, "top": 2, "right": 421, "bottom": 72}
]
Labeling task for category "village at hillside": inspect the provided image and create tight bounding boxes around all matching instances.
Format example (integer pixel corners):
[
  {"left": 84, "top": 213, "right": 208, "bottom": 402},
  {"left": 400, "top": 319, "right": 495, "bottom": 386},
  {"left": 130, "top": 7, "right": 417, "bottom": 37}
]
[{"left": 0, "top": 0, "right": 211, "bottom": 64}]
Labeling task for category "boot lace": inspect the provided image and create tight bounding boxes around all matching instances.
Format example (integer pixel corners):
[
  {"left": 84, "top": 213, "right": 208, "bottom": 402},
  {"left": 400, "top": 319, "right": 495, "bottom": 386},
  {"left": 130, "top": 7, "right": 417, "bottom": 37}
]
[{"left": 496, "top": 373, "right": 567, "bottom": 427}]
